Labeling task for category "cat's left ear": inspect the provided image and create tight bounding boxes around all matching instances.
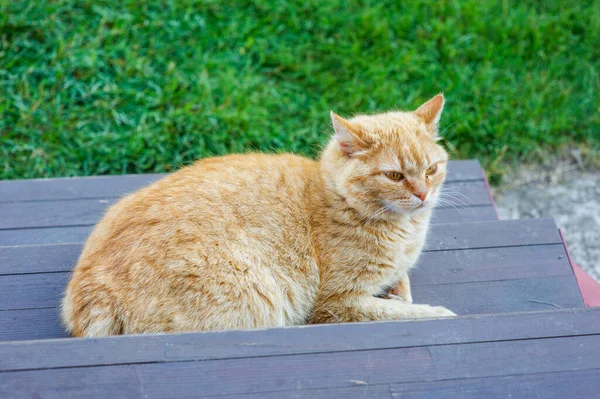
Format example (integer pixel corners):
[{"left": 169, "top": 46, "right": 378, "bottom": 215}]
[{"left": 414, "top": 94, "right": 445, "bottom": 135}]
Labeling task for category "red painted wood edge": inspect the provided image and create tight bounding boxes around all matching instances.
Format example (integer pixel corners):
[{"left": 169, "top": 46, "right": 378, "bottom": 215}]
[{"left": 559, "top": 228, "right": 600, "bottom": 307}]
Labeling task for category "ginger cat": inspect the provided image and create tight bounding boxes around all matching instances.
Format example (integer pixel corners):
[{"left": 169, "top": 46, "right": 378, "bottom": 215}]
[{"left": 62, "top": 94, "right": 455, "bottom": 337}]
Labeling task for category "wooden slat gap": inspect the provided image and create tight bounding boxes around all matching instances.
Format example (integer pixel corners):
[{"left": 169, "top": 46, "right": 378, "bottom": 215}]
[
  {"left": 0, "top": 196, "right": 120, "bottom": 205},
  {"left": 0, "top": 306, "right": 56, "bottom": 313},
  {"left": 0, "top": 224, "right": 93, "bottom": 232},
  {"left": 424, "top": 241, "right": 563, "bottom": 253}
]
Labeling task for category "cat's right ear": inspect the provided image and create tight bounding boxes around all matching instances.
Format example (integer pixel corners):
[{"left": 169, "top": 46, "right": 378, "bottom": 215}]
[
  {"left": 414, "top": 94, "right": 445, "bottom": 136},
  {"left": 331, "top": 111, "right": 369, "bottom": 157}
]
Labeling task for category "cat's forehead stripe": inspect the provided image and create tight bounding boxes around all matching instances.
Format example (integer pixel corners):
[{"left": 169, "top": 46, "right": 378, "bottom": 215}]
[
  {"left": 395, "top": 141, "right": 435, "bottom": 172},
  {"left": 353, "top": 110, "right": 446, "bottom": 171},
  {"left": 381, "top": 149, "right": 402, "bottom": 171}
]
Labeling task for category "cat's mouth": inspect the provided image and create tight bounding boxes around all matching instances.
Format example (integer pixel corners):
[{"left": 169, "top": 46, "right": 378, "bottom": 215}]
[{"left": 409, "top": 203, "right": 429, "bottom": 214}]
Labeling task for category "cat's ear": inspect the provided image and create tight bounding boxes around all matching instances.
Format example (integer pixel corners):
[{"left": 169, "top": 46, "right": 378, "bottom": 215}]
[
  {"left": 330, "top": 111, "right": 370, "bottom": 156},
  {"left": 414, "top": 94, "right": 445, "bottom": 135}
]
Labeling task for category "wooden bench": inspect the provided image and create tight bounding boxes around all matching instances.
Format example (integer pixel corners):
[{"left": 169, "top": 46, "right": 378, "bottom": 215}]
[{"left": 0, "top": 160, "right": 598, "bottom": 398}]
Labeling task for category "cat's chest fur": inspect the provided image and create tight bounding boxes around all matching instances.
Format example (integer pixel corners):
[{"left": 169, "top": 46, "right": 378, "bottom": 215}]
[
  {"left": 361, "top": 213, "right": 430, "bottom": 292},
  {"left": 390, "top": 217, "right": 428, "bottom": 269},
  {"left": 317, "top": 208, "right": 431, "bottom": 298}
]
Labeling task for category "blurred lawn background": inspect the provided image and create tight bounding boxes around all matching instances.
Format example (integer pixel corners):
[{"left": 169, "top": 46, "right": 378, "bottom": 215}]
[{"left": 1, "top": 0, "right": 599, "bottom": 182}]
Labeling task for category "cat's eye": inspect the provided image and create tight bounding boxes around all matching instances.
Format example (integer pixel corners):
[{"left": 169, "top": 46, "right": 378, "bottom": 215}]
[
  {"left": 426, "top": 164, "right": 438, "bottom": 176},
  {"left": 384, "top": 171, "right": 405, "bottom": 181}
]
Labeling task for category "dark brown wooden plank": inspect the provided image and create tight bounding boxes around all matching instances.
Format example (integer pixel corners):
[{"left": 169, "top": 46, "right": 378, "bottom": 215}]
[
  {"left": 0, "top": 174, "right": 163, "bottom": 203},
  {"left": 0, "top": 364, "right": 143, "bottom": 399},
  {"left": 200, "top": 370, "right": 600, "bottom": 399},
  {"left": 0, "top": 160, "right": 484, "bottom": 204},
  {"left": 427, "top": 219, "right": 561, "bottom": 251},
  {"left": 0, "top": 269, "right": 581, "bottom": 313},
  {"left": 413, "top": 275, "right": 583, "bottom": 313},
  {"left": 2, "top": 209, "right": 498, "bottom": 247},
  {"left": 428, "top": 334, "right": 600, "bottom": 380},
  {"left": 413, "top": 244, "right": 571, "bottom": 285},
  {"left": 2, "top": 334, "right": 597, "bottom": 398},
  {"left": 0, "top": 218, "right": 562, "bottom": 251},
  {"left": 235, "top": 384, "right": 393, "bottom": 399},
  {"left": 0, "top": 199, "right": 117, "bottom": 230},
  {"left": 135, "top": 347, "right": 433, "bottom": 398},
  {"left": 138, "top": 336, "right": 600, "bottom": 397},
  {"left": 431, "top": 204, "right": 497, "bottom": 224},
  {"left": 437, "top": 181, "right": 492, "bottom": 207},
  {"left": 1, "top": 308, "right": 598, "bottom": 371},
  {"left": 0, "top": 308, "right": 67, "bottom": 342},
  {"left": 443, "top": 159, "right": 485, "bottom": 182},
  {"left": 0, "top": 188, "right": 491, "bottom": 231},
  {"left": 0, "top": 273, "right": 585, "bottom": 343},
  {"left": 0, "top": 273, "right": 69, "bottom": 310},
  {"left": 0, "top": 244, "right": 81, "bottom": 275},
  {"left": 0, "top": 226, "right": 93, "bottom": 247},
  {"left": 0, "top": 243, "right": 572, "bottom": 285},
  {"left": 0, "top": 351, "right": 421, "bottom": 398},
  {"left": 388, "top": 369, "right": 600, "bottom": 399},
  {"left": 109, "top": 335, "right": 600, "bottom": 397}
]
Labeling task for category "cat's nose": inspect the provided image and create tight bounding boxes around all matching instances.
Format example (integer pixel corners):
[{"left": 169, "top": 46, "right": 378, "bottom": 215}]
[{"left": 414, "top": 191, "right": 428, "bottom": 202}]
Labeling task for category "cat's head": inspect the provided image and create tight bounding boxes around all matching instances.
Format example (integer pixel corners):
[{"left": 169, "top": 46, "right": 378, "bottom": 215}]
[{"left": 322, "top": 94, "right": 448, "bottom": 217}]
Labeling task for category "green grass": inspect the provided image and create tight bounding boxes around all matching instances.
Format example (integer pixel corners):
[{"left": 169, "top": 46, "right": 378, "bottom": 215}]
[{"left": 1, "top": 0, "right": 599, "bottom": 181}]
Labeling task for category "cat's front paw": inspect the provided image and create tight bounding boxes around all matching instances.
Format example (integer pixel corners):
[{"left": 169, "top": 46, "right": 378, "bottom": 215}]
[
  {"left": 429, "top": 306, "right": 456, "bottom": 317},
  {"left": 394, "top": 304, "right": 457, "bottom": 320},
  {"left": 384, "top": 293, "right": 410, "bottom": 303}
]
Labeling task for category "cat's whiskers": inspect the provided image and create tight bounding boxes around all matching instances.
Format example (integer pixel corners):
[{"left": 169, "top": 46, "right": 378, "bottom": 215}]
[
  {"left": 437, "top": 189, "right": 471, "bottom": 207},
  {"left": 437, "top": 194, "right": 469, "bottom": 208},
  {"left": 434, "top": 197, "right": 465, "bottom": 218},
  {"left": 435, "top": 191, "right": 465, "bottom": 205},
  {"left": 438, "top": 187, "right": 473, "bottom": 204}
]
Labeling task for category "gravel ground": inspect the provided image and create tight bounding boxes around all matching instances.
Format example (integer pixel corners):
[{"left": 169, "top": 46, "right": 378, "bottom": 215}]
[{"left": 494, "top": 170, "right": 600, "bottom": 282}]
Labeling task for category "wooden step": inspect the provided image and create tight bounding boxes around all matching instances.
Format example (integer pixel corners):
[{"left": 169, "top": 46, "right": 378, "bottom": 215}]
[
  {"left": 0, "top": 160, "right": 486, "bottom": 203},
  {"left": 0, "top": 219, "right": 583, "bottom": 342},
  {"left": 0, "top": 160, "right": 496, "bottom": 247},
  {"left": 0, "top": 309, "right": 599, "bottom": 398},
  {"left": 0, "top": 158, "right": 593, "bottom": 397}
]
